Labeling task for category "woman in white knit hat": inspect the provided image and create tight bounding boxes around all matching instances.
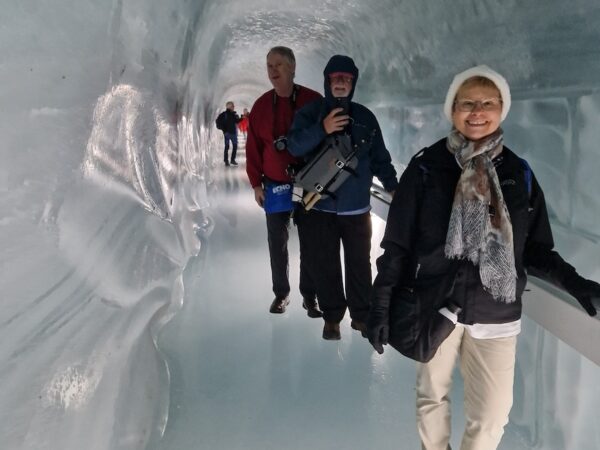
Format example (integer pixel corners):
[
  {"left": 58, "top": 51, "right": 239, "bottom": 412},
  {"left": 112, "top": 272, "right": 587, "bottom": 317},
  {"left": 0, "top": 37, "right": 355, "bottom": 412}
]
[{"left": 367, "top": 65, "right": 600, "bottom": 449}]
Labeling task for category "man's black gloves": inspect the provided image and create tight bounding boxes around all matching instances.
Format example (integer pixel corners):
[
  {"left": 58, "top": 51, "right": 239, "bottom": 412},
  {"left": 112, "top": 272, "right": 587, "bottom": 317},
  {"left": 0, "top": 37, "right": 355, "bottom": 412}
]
[
  {"left": 367, "top": 313, "right": 389, "bottom": 355},
  {"left": 564, "top": 275, "right": 600, "bottom": 317}
]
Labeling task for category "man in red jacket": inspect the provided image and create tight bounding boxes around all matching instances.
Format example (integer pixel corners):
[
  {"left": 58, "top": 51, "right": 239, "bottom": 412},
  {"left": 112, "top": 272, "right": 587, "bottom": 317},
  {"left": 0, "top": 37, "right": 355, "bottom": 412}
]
[{"left": 246, "top": 46, "right": 322, "bottom": 317}]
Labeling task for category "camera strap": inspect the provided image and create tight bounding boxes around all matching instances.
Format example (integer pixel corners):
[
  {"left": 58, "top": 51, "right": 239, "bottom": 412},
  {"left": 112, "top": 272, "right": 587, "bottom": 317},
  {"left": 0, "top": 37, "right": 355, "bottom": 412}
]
[{"left": 271, "top": 84, "right": 298, "bottom": 141}]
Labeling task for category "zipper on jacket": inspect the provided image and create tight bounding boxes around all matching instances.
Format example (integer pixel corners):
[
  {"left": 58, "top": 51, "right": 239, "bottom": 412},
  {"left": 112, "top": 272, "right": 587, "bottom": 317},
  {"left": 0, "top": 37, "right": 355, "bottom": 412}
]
[{"left": 415, "top": 263, "right": 421, "bottom": 279}]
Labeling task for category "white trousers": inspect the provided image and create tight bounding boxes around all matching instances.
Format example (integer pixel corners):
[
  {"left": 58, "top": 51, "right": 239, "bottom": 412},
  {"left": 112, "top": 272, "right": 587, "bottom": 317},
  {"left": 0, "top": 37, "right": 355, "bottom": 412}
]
[{"left": 416, "top": 326, "right": 517, "bottom": 450}]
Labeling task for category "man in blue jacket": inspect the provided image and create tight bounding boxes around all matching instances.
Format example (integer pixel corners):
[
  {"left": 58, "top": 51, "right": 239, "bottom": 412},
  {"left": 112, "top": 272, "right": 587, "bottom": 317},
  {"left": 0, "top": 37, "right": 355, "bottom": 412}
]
[{"left": 287, "top": 55, "right": 398, "bottom": 340}]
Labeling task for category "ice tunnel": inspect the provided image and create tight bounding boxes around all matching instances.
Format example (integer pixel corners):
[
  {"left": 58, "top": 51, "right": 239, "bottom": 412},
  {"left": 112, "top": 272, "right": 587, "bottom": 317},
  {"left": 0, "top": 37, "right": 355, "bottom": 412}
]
[{"left": 1, "top": 1, "right": 599, "bottom": 449}]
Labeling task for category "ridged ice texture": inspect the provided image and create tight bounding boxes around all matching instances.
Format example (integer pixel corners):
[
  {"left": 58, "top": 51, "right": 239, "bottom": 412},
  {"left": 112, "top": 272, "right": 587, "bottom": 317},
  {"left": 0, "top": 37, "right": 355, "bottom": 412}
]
[{"left": 1, "top": 0, "right": 599, "bottom": 449}]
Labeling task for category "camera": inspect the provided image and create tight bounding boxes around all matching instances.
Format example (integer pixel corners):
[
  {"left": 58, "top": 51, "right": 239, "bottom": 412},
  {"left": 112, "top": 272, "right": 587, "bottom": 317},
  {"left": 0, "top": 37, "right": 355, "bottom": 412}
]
[
  {"left": 334, "top": 97, "right": 349, "bottom": 116},
  {"left": 273, "top": 136, "right": 288, "bottom": 151}
]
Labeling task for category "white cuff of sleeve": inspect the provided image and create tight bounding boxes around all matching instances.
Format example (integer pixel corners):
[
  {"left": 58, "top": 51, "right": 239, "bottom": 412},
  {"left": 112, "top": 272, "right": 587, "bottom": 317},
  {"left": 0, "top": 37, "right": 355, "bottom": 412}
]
[{"left": 438, "top": 307, "right": 458, "bottom": 324}]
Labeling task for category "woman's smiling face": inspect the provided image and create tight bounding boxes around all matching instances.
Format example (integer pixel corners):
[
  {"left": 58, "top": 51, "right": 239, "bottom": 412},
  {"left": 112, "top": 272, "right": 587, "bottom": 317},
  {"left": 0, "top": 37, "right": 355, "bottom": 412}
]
[{"left": 452, "top": 83, "right": 502, "bottom": 141}]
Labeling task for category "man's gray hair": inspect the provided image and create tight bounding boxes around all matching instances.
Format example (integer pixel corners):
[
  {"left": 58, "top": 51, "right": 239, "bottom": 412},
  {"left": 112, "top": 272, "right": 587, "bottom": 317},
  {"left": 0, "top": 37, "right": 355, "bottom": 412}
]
[{"left": 267, "top": 46, "right": 296, "bottom": 65}]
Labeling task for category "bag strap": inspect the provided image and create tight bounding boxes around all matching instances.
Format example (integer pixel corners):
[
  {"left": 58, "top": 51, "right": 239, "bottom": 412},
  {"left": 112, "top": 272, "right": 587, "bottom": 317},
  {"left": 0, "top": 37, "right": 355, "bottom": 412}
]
[
  {"left": 519, "top": 157, "right": 533, "bottom": 198},
  {"left": 312, "top": 131, "right": 374, "bottom": 195}
]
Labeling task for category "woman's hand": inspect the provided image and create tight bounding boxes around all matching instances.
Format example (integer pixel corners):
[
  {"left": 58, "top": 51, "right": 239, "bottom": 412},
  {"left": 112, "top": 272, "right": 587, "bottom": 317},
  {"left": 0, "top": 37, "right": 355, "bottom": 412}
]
[
  {"left": 566, "top": 276, "right": 600, "bottom": 316},
  {"left": 367, "top": 318, "right": 389, "bottom": 354}
]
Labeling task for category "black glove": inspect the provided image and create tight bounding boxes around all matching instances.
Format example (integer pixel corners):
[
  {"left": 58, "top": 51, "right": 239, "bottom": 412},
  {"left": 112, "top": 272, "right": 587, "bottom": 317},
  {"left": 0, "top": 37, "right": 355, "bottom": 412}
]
[
  {"left": 565, "top": 276, "right": 600, "bottom": 317},
  {"left": 367, "top": 313, "right": 389, "bottom": 355}
]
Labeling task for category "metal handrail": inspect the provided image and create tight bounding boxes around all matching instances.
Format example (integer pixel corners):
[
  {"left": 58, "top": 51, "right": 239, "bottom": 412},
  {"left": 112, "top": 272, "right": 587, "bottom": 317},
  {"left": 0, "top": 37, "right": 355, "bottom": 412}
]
[
  {"left": 369, "top": 183, "right": 392, "bottom": 220},
  {"left": 369, "top": 183, "right": 600, "bottom": 365}
]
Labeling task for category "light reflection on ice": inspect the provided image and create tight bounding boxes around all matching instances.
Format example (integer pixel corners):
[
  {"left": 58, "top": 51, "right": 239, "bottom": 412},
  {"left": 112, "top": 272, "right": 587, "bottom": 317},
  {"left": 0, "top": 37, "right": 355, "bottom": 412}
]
[{"left": 43, "top": 363, "right": 102, "bottom": 410}]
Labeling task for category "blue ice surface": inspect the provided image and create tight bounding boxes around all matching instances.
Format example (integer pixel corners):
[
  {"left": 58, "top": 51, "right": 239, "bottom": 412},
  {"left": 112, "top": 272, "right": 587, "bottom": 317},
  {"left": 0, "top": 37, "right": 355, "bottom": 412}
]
[{"left": 1, "top": 0, "right": 600, "bottom": 449}]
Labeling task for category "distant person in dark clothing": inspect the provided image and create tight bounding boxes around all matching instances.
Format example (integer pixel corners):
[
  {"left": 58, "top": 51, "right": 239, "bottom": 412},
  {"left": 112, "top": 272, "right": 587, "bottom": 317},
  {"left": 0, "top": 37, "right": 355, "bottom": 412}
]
[
  {"left": 216, "top": 101, "right": 241, "bottom": 166},
  {"left": 287, "top": 55, "right": 398, "bottom": 340}
]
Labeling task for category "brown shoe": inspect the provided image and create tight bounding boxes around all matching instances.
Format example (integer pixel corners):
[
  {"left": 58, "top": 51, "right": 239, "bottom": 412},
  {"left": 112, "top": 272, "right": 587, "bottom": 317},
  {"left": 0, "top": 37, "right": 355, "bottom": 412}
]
[
  {"left": 322, "top": 322, "right": 341, "bottom": 340},
  {"left": 269, "top": 296, "right": 290, "bottom": 314},
  {"left": 302, "top": 298, "right": 323, "bottom": 318},
  {"left": 350, "top": 320, "right": 368, "bottom": 338}
]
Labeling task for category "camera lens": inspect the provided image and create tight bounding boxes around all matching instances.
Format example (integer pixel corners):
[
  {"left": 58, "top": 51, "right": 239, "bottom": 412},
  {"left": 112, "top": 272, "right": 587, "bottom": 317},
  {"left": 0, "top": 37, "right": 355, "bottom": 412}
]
[{"left": 274, "top": 137, "right": 287, "bottom": 151}]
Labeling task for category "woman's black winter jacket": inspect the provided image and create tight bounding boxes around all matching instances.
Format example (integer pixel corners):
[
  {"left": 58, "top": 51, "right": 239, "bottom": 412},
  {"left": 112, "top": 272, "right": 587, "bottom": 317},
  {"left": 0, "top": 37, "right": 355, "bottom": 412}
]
[{"left": 370, "top": 138, "right": 583, "bottom": 326}]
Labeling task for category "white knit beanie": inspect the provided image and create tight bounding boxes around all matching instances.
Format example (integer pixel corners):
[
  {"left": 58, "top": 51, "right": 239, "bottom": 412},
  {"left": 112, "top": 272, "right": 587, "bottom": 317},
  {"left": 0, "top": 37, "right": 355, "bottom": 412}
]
[{"left": 443, "top": 65, "right": 511, "bottom": 122}]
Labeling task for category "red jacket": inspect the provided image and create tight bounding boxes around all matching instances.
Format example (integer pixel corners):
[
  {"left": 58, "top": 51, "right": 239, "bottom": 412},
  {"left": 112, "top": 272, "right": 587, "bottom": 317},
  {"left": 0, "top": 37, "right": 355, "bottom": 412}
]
[
  {"left": 246, "top": 85, "right": 321, "bottom": 187},
  {"left": 238, "top": 116, "right": 249, "bottom": 132}
]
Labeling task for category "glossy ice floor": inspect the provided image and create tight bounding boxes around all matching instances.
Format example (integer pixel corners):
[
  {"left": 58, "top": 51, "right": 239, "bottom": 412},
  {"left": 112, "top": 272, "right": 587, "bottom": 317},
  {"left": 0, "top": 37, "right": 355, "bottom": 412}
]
[{"left": 149, "top": 149, "right": 531, "bottom": 450}]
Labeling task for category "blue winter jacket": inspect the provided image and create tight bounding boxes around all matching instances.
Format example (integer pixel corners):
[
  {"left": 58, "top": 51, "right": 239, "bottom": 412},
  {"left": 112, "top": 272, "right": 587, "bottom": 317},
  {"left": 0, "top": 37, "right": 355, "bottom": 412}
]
[{"left": 286, "top": 56, "right": 398, "bottom": 213}]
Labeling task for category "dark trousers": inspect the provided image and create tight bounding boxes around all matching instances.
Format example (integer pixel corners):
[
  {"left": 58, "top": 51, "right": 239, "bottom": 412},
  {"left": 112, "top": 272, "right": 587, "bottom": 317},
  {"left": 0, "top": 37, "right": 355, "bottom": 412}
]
[
  {"left": 266, "top": 210, "right": 316, "bottom": 301},
  {"left": 223, "top": 132, "right": 238, "bottom": 163},
  {"left": 296, "top": 210, "right": 372, "bottom": 323}
]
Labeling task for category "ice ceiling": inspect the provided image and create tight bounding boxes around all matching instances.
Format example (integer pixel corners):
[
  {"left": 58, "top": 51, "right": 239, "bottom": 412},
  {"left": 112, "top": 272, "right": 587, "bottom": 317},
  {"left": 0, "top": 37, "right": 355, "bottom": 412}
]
[{"left": 1, "top": 0, "right": 600, "bottom": 449}]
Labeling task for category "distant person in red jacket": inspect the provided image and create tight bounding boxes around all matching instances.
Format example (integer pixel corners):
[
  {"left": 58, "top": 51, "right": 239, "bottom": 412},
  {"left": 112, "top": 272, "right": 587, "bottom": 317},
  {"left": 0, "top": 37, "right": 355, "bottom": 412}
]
[
  {"left": 246, "top": 46, "right": 322, "bottom": 316},
  {"left": 238, "top": 108, "right": 249, "bottom": 139}
]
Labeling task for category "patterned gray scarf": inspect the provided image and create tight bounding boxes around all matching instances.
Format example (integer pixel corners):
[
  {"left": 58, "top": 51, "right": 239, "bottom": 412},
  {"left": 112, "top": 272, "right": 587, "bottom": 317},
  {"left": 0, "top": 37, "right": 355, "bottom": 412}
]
[{"left": 445, "top": 127, "right": 517, "bottom": 303}]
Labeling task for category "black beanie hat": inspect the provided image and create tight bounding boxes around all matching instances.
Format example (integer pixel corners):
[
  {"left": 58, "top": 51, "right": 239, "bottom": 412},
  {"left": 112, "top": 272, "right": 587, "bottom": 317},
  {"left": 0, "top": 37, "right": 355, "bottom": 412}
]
[{"left": 323, "top": 55, "right": 359, "bottom": 105}]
